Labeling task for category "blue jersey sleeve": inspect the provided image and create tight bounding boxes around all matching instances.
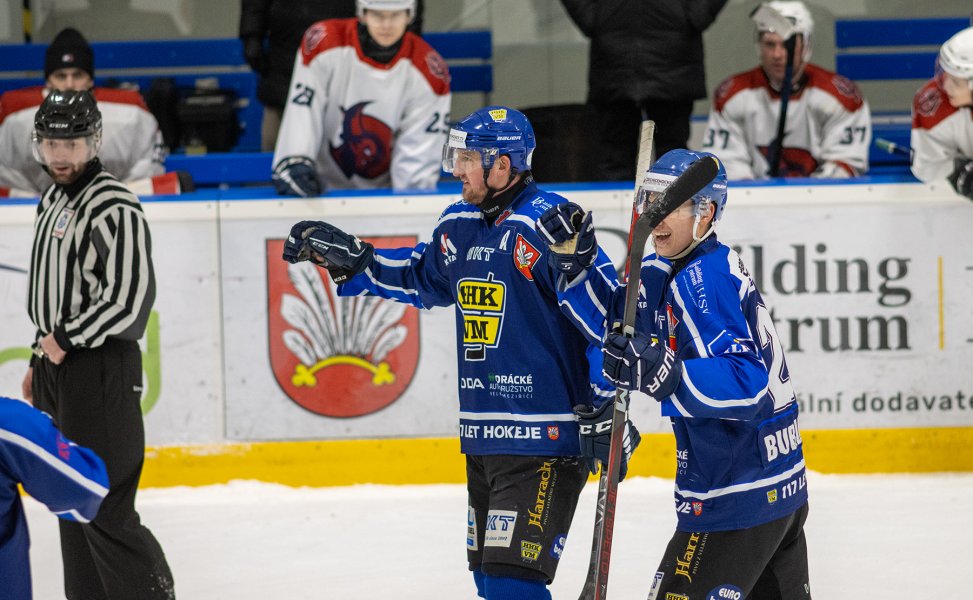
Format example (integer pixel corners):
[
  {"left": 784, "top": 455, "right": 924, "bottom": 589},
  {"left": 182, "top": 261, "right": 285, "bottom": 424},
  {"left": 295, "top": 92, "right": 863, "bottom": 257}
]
[
  {"left": 0, "top": 398, "right": 108, "bottom": 523},
  {"left": 661, "top": 263, "right": 773, "bottom": 421},
  {"left": 552, "top": 248, "right": 619, "bottom": 406},
  {"left": 338, "top": 237, "right": 453, "bottom": 309}
]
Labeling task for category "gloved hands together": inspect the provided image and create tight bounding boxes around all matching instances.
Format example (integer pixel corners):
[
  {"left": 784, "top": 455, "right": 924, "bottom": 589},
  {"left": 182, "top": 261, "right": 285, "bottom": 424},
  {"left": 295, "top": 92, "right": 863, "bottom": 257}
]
[
  {"left": 283, "top": 220, "right": 374, "bottom": 283},
  {"left": 575, "top": 401, "right": 641, "bottom": 481},
  {"left": 535, "top": 202, "right": 597, "bottom": 280},
  {"left": 602, "top": 330, "right": 682, "bottom": 399},
  {"left": 273, "top": 156, "right": 323, "bottom": 197},
  {"left": 947, "top": 158, "right": 973, "bottom": 201}
]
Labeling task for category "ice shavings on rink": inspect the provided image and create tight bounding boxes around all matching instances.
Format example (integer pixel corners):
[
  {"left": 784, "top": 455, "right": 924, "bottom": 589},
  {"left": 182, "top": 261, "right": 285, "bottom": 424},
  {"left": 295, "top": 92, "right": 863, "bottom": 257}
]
[{"left": 26, "top": 471, "right": 973, "bottom": 599}]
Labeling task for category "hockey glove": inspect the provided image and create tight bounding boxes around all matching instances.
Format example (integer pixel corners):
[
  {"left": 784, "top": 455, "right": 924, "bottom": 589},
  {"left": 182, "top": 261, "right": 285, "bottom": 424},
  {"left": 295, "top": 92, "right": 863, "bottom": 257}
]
[
  {"left": 283, "top": 220, "right": 374, "bottom": 284},
  {"left": 535, "top": 203, "right": 597, "bottom": 283},
  {"left": 602, "top": 330, "right": 682, "bottom": 400},
  {"left": 947, "top": 158, "right": 973, "bottom": 201},
  {"left": 273, "top": 156, "right": 323, "bottom": 197},
  {"left": 575, "top": 401, "right": 641, "bottom": 481}
]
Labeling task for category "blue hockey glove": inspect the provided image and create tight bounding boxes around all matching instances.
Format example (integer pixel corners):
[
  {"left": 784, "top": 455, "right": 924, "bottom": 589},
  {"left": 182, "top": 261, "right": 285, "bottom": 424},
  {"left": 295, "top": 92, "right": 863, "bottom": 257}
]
[
  {"left": 535, "top": 203, "right": 597, "bottom": 279},
  {"left": 273, "top": 156, "right": 323, "bottom": 197},
  {"left": 575, "top": 402, "right": 641, "bottom": 481},
  {"left": 947, "top": 158, "right": 973, "bottom": 201},
  {"left": 283, "top": 220, "right": 374, "bottom": 284},
  {"left": 602, "top": 330, "right": 682, "bottom": 400}
]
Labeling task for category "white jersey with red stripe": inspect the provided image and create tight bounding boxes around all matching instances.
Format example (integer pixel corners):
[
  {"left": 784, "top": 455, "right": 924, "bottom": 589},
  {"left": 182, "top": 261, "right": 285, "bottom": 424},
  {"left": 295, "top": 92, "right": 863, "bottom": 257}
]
[
  {"left": 0, "top": 86, "right": 165, "bottom": 194},
  {"left": 911, "top": 79, "right": 973, "bottom": 183},
  {"left": 703, "top": 64, "right": 871, "bottom": 180},
  {"left": 273, "top": 18, "right": 452, "bottom": 191}
]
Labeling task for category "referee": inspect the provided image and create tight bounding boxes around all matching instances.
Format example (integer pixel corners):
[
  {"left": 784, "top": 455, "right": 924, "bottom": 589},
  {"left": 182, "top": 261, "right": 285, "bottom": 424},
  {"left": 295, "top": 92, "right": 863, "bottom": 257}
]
[{"left": 21, "top": 89, "right": 175, "bottom": 599}]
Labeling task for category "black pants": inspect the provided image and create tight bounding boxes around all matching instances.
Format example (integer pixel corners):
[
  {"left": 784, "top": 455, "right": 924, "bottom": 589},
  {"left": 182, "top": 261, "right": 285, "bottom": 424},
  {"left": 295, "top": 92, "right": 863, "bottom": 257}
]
[
  {"left": 593, "top": 98, "right": 695, "bottom": 181},
  {"left": 33, "top": 339, "right": 174, "bottom": 600},
  {"left": 466, "top": 454, "right": 588, "bottom": 584},
  {"left": 647, "top": 503, "right": 811, "bottom": 600}
]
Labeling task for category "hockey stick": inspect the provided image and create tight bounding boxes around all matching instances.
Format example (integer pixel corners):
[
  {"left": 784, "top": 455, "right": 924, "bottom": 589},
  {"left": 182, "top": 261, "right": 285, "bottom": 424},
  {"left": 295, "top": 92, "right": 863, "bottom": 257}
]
[
  {"left": 578, "top": 126, "right": 720, "bottom": 600},
  {"left": 751, "top": 4, "right": 798, "bottom": 177},
  {"left": 875, "top": 137, "right": 914, "bottom": 162},
  {"left": 577, "top": 119, "right": 655, "bottom": 600}
]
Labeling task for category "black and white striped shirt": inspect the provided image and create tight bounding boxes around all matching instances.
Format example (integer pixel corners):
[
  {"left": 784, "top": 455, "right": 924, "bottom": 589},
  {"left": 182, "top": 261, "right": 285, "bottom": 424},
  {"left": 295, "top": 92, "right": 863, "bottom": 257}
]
[{"left": 28, "top": 162, "right": 155, "bottom": 351}]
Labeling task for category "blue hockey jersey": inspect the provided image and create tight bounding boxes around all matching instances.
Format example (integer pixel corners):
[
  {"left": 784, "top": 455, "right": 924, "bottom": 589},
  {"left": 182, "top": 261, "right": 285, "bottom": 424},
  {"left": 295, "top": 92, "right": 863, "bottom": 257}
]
[
  {"left": 616, "top": 237, "right": 807, "bottom": 532},
  {"left": 339, "top": 177, "right": 618, "bottom": 455},
  {"left": 0, "top": 396, "right": 109, "bottom": 600}
]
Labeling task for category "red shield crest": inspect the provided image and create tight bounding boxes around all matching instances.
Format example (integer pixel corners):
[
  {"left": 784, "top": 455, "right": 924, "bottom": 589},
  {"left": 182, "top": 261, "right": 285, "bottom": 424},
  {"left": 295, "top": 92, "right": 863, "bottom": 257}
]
[
  {"left": 547, "top": 426, "right": 560, "bottom": 440},
  {"left": 266, "top": 236, "right": 420, "bottom": 417},
  {"left": 513, "top": 234, "right": 540, "bottom": 281},
  {"left": 692, "top": 501, "right": 703, "bottom": 516}
]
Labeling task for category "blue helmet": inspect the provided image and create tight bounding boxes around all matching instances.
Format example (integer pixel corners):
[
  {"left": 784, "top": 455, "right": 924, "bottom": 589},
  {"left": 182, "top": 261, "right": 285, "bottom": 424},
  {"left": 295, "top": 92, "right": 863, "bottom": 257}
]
[
  {"left": 442, "top": 106, "right": 536, "bottom": 173},
  {"left": 641, "top": 149, "right": 728, "bottom": 222}
]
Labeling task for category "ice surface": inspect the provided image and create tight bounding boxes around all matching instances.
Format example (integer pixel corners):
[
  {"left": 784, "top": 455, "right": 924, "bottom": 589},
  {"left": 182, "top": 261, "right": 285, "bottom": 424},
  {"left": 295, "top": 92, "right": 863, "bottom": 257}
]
[{"left": 26, "top": 471, "right": 973, "bottom": 598}]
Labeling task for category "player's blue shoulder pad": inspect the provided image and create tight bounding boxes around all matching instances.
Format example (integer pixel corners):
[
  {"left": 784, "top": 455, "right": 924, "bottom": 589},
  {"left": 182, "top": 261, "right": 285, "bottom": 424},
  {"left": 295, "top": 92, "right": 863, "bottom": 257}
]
[
  {"left": 517, "top": 189, "right": 567, "bottom": 220},
  {"left": 437, "top": 199, "right": 480, "bottom": 223}
]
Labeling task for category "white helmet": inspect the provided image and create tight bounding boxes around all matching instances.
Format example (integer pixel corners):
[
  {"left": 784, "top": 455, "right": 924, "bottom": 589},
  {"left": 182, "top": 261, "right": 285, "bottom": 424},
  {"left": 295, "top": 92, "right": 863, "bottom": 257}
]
[
  {"left": 356, "top": 0, "right": 416, "bottom": 21},
  {"left": 939, "top": 26, "right": 973, "bottom": 84},
  {"left": 754, "top": 1, "right": 814, "bottom": 62}
]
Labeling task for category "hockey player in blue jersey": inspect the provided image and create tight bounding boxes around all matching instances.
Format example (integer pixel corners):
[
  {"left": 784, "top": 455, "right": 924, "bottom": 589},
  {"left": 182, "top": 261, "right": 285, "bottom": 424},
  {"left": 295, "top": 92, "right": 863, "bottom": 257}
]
[
  {"left": 282, "top": 106, "right": 640, "bottom": 599},
  {"left": 0, "top": 396, "right": 109, "bottom": 600},
  {"left": 537, "top": 149, "right": 811, "bottom": 599}
]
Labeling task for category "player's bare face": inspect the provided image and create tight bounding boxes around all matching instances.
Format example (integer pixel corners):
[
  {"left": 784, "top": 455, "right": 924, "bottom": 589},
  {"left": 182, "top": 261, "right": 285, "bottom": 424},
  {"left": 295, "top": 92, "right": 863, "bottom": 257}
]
[
  {"left": 46, "top": 68, "right": 94, "bottom": 92},
  {"left": 363, "top": 9, "right": 410, "bottom": 47},
  {"left": 39, "top": 137, "right": 91, "bottom": 185},
  {"left": 452, "top": 150, "right": 489, "bottom": 205},
  {"left": 941, "top": 73, "right": 973, "bottom": 108},
  {"left": 759, "top": 33, "right": 805, "bottom": 88}
]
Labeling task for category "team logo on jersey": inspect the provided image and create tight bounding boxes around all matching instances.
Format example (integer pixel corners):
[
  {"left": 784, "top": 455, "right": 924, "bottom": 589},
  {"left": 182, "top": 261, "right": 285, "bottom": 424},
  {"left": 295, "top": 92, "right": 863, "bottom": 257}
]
[
  {"left": 301, "top": 23, "right": 328, "bottom": 61},
  {"left": 441, "top": 233, "right": 458, "bottom": 266},
  {"left": 831, "top": 75, "right": 862, "bottom": 103},
  {"left": 513, "top": 234, "right": 540, "bottom": 281},
  {"left": 55, "top": 432, "right": 71, "bottom": 460},
  {"left": 692, "top": 501, "right": 703, "bottom": 516},
  {"left": 756, "top": 145, "right": 818, "bottom": 177},
  {"left": 425, "top": 51, "right": 450, "bottom": 83},
  {"left": 330, "top": 101, "right": 393, "bottom": 180},
  {"left": 266, "top": 236, "right": 420, "bottom": 417},
  {"left": 916, "top": 85, "right": 942, "bottom": 117},
  {"left": 666, "top": 304, "right": 679, "bottom": 351},
  {"left": 547, "top": 425, "right": 560, "bottom": 440},
  {"left": 457, "top": 273, "right": 506, "bottom": 361}
]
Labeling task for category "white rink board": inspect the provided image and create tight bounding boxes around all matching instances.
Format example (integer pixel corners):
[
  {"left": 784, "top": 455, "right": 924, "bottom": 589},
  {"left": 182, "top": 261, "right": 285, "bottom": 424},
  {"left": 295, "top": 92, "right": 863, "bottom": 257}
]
[{"left": 0, "top": 181, "right": 970, "bottom": 445}]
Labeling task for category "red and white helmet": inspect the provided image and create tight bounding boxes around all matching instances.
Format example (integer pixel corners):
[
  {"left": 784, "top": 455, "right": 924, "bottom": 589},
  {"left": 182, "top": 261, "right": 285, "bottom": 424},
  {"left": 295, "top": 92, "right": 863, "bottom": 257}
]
[
  {"left": 939, "top": 26, "right": 973, "bottom": 86},
  {"left": 356, "top": 0, "right": 416, "bottom": 21},
  {"left": 754, "top": 1, "right": 814, "bottom": 63}
]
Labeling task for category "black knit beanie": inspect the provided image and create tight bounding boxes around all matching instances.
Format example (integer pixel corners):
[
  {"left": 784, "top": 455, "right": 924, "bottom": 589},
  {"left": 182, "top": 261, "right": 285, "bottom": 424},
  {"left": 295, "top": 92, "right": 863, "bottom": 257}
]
[{"left": 44, "top": 28, "right": 94, "bottom": 79}]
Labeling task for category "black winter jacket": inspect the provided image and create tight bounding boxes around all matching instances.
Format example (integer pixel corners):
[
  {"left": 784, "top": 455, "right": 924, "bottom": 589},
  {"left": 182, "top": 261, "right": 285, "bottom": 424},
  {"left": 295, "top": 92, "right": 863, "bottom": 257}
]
[
  {"left": 239, "top": 0, "right": 424, "bottom": 110},
  {"left": 561, "top": 0, "right": 727, "bottom": 104}
]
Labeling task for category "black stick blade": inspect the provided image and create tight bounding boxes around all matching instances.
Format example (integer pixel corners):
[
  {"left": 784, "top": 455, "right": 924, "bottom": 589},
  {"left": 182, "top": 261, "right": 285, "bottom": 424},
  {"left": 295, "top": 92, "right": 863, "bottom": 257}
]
[{"left": 640, "top": 156, "right": 721, "bottom": 230}]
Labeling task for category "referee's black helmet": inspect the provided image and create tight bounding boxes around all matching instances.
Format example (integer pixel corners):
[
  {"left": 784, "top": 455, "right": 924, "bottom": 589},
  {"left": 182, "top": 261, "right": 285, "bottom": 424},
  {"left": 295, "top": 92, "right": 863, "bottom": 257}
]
[{"left": 33, "top": 89, "right": 102, "bottom": 139}]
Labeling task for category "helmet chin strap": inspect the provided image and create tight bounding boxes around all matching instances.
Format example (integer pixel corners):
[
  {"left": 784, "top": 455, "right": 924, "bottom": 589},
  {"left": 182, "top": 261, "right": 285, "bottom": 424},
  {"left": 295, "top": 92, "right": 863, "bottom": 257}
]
[{"left": 477, "top": 164, "right": 518, "bottom": 219}]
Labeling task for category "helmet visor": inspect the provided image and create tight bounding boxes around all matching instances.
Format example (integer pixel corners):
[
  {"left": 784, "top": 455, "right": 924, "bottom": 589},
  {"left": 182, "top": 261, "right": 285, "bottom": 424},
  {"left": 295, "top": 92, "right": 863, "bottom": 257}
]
[
  {"left": 442, "top": 140, "right": 499, "bottom": 174},
  {"left": 32, "top": 130, "right": 101, "bottom": 167}
]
